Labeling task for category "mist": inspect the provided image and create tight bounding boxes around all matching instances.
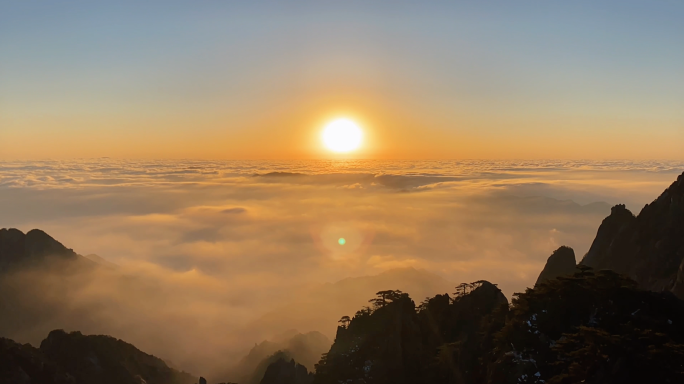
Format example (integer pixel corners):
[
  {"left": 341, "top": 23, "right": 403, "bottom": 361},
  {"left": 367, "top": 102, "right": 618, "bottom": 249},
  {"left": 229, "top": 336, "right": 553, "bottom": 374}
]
[{"left": 1, "top": 159, "right": 681, "bottom": 378}]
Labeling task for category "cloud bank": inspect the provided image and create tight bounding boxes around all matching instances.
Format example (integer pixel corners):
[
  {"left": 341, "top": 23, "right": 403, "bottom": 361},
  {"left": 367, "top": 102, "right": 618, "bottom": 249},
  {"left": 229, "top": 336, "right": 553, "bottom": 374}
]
[{"left": 1, "top": 159, "right": 682, "bottom": 376}]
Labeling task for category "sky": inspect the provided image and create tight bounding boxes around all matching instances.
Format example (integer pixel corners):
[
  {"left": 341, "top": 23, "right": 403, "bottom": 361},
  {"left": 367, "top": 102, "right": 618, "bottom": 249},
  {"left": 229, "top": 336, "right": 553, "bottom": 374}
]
[
  {"left": 1, "top": 1, "right": 683, "bottom": 160},
  {"left": 2, "top": 3, "right": 684, "bottom": 376}
]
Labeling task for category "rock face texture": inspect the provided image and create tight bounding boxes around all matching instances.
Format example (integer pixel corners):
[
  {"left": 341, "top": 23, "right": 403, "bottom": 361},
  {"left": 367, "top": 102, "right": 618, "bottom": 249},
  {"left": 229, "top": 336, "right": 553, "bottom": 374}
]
[
  {"left": 260, "top": 358, "right": 313, "bottom": 384},
  {"left": 581, "top": 172, "right": 684, "bottom": 297},
  {"left": 535, "top": 246, "right": 577, "bottom": 286}
]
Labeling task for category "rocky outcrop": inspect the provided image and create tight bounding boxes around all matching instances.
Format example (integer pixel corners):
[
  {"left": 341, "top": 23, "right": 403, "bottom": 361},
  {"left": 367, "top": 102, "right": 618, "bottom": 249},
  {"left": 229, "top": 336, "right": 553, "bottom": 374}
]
[
  {"left": 581, "top": 172, "right": 684, "bottom": 297},
  {"left": 580, "top": 204, "right": 636, "bottom": 270},
  {"left": 535, "top": 246, "right": 577, "bottom": 286},
  {"left": 260, "top": 358, "right": 313, "bottom": 384}
]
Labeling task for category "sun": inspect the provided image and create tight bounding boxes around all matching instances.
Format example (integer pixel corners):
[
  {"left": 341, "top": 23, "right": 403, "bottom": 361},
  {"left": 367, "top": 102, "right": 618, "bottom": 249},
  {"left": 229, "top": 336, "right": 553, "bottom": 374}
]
[{"left": 322, "top": 118, "right": 363, "bottom": 153}]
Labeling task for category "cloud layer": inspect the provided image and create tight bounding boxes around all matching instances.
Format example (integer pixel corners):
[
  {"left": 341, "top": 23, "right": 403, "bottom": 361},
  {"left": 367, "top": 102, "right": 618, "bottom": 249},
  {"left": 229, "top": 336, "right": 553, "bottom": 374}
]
[{"left": 1, "top": 159, "right": 682, "bottom": 375}]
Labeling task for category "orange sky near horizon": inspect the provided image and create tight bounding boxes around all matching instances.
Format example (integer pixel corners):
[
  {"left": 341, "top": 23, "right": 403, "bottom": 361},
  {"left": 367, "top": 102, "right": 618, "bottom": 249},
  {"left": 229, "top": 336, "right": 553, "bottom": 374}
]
[
  {"left": 1, "top": 2, "right": 683, "bottom": 160},
  {"left": 3, "top": 100, "right": 682, "bottom": 160}
]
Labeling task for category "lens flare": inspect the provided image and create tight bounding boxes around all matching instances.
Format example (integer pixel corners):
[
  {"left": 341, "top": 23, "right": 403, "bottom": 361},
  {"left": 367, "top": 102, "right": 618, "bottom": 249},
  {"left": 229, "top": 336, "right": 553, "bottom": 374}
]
[{"left": 310, "top": 222, "right": 375, "bottom": 260}]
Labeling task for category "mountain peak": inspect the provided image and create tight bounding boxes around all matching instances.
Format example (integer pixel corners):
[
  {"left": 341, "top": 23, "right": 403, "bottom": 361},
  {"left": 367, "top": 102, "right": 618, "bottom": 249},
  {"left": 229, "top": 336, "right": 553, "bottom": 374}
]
[
  {"left": 580, "top": 204, "right": 637, "bottom": 270},
  {"left": 638, "top": 171, "right": 684, "bottom": 218},
  {"left": 581, "top": 170, "right": 684, "bottom": 297},
  {"left": 260, "top": 357, "right": 313, "bottom": 384},
  {"left": 38, "top": 330, "right": 196, "bottom": 384},
  {"left": 610, "top": 203, "right": 634, "bottom": 217},
  {"left": 24, "top": 229, "right": 75, "bottom": 259},
  {"left": 535, "top": 246, "right": 577, "bottom": 286},
  {"left": 0, "top": 228, "right": 92, "bottom": 273}
]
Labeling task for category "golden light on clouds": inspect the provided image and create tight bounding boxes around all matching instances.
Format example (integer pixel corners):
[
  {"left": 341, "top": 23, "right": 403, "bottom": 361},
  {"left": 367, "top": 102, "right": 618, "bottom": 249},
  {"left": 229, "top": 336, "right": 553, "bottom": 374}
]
[{"left": 321, "top": 118, "right": 363, "bottom": 153}]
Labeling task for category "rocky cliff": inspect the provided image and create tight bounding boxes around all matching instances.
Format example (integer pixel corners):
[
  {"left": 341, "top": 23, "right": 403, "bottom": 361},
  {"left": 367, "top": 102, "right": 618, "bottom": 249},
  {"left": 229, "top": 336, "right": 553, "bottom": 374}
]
[
  {"left": 581, "top": 172, "right": 684, "bottom": 297},
  {"left": 535, "top": 246, "right": 577, "bottom": 286}
]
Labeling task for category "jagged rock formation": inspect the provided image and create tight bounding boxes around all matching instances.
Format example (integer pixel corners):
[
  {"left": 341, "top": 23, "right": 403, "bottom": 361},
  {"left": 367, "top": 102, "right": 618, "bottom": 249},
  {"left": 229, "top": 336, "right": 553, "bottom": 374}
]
[
  {"left": 0, "top": 330, "right": 196, "bottom": 384},
  {"left": 535, "top": 246, "right": 577, "bottom": 286},
  {"left": 260, "top": 358, "right": 313, "bottom": 384},
  {"left": 581, "top": 172, "right": 684, "bottom": 297}
]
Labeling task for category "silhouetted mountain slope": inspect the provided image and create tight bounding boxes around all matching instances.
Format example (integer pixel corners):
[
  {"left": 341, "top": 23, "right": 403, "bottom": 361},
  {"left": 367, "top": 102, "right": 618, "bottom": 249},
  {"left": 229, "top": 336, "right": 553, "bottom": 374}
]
[
  {"left": 581, "top": 172, "right": 684, "bottom": 297},
  {"left": 535, "top": 246, "right": 577, "bottom": 286},
  {"left": 39, "top": 330, "right": 196, "bottom": 384},
  {"left": 488, "top": 269, "right": 684, "bottom": 384},
  {"left": 0, "top": 337, "right": 75, "bottom": 384},
  {"left": 219, "top": 331, "right": 330, "bottom": 384},
  {"left": 419, "top": 281, "right": 508, "bottom": 384},
  {"left": 0, "top": 228, "right": 92, "bottom": 272},
  {"left": 580, "top": 204, "right": 636, "bottom": 270},
  {"left": 315, "top": 282, "right": 508, "bottom": 384},
  {"left": 0, "top": 229, "right": 100, "bottom": 344},
  {"left": 314, "top": 271, "right": 684, "bottom": 384},
  {"left": 0, "top": 330, "right": 196, "bottom": 384},
  {"left": 260, "top": 358, "right": 313, "bottom": 384}
]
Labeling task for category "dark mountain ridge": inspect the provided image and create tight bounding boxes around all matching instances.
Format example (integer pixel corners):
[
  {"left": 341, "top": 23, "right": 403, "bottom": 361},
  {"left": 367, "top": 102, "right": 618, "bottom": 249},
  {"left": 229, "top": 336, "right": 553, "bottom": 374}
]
[
  {"left": 580, "top": 171, "right": 684, "bottom": 297},
  {"left": 219, "top": 331, "right": 330, "bottom": 384},
  {"left": 315, "top": 283, "right": 508, "bottom": 384},
  {"left": 0, "top": 228, "right": 94, "bottom": 273},
  {"left": 259, "top": 358, "right": 313, "bottom": 384},
  {"left": 1, "top": 329, "right": 196, "bottom": 384}
]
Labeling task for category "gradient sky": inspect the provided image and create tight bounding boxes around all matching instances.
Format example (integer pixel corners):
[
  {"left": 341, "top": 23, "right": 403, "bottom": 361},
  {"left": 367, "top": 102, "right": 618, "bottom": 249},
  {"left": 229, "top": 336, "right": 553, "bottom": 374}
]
[{"left": 1, "top": 1, "right": 683, "bottom": 160}]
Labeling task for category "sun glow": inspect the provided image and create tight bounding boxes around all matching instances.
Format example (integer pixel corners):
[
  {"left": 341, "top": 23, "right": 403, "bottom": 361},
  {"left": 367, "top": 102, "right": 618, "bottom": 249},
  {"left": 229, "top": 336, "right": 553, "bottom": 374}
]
[{"left": 322, "top": 119, "right": 363, "bottom": 153}]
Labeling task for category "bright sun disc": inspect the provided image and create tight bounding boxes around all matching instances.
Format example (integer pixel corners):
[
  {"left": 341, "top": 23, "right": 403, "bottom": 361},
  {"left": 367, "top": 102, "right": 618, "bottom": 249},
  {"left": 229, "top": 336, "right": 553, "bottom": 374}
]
[{"left": 322, "top": 119, "right": 363, "bottom": 153}]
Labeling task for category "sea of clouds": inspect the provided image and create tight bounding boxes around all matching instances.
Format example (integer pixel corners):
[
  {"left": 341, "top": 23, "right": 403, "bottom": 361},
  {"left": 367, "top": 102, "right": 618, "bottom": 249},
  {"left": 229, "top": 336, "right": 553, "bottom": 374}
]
[{"left": 1, "top": 159, "right": 683, "bottom": 374}]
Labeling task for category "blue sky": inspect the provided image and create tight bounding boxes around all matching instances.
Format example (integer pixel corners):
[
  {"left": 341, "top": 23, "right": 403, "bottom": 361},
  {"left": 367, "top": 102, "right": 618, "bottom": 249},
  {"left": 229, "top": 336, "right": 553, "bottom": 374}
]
[{"left": 1, "top": 1, "right": 683, "bottom": 159}]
